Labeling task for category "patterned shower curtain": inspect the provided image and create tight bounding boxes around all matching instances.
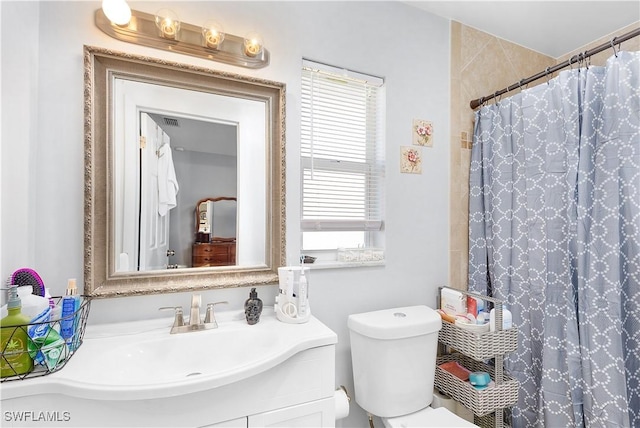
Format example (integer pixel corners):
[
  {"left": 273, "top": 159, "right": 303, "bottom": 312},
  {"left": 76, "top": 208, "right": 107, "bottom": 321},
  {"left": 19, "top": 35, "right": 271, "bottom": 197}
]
[{"left": 468, "top": 51, "right": 639, "bottom": 427}]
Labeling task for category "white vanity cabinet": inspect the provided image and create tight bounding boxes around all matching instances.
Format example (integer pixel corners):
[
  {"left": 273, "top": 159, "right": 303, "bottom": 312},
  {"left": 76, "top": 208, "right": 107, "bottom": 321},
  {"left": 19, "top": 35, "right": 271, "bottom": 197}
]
[
  {"left": 248, "top": 397, "right": 334, "bottom": 427},
  {"left": 1, "top": 312, "right": 338, "bottom": 428},
  {"left": 210, "top": 397, "right": 334, "bottom": 428},
  {"left": 2, "top": 345, "right": 336, "bottom": 428},
  {"left": 201, "top": 345, "right": 336, "bottom": 428},
  {"left": 209, "top": 418, "right": 248, "bottom": 427}
]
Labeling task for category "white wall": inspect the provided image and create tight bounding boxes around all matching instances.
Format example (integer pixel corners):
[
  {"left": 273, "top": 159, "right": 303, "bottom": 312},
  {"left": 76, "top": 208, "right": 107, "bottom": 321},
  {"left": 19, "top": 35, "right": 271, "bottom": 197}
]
[
  {"left": 1, "top": 1, "right": 40, "bottom": 290},
  {"left": 1, "top": 2, "right": 450, "bottom": 426},
  {"left": 171, "top": 150, "right": 237, "bottom": 268}
]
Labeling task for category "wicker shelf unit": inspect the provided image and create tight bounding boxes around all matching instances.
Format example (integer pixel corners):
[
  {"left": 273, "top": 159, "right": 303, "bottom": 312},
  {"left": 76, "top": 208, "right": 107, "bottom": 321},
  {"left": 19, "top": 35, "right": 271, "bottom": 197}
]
[{"left": 435, "top": 287, "right": 518, "bottom": 428}]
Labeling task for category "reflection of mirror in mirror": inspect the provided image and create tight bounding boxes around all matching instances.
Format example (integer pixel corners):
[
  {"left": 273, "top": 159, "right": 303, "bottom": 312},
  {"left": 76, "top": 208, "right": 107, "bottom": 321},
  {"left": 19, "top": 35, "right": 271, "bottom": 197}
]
[
  {"left": 84, "top": 46, "right": 285, "bottom": 297},
  {"left": 193, "top": 197, "right": 237, "bottom": 267},
  {"left": 196, "top": 198, "right": 237, "bottom": 241},
  {"left": 212, "top": 199, "right": 237, "bottom": 238}
]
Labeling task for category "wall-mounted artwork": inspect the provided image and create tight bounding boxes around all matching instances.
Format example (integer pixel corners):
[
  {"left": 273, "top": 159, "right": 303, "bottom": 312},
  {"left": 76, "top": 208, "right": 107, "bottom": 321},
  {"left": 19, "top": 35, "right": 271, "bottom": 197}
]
[
  {"left": 400, "top": 146, "right": 422, "bottom": 174},
  {"left": 413, "top": 119, "right": 433, "bottom": 147}
]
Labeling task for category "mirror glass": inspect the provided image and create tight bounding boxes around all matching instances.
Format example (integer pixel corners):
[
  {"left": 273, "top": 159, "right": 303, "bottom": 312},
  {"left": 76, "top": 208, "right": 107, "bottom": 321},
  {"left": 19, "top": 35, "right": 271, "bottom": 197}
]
[
  {"left": 196, "top": 197, "right": 237, "bottom": 242},
  {"left": 84, "top": 46, "right": 285, "bottom": 297},
  {"left": 193, "top": 197, "right": 237, "bottom": 268},
  {"left": 113, "top": 78, "right": 265, "bottom": 272}
]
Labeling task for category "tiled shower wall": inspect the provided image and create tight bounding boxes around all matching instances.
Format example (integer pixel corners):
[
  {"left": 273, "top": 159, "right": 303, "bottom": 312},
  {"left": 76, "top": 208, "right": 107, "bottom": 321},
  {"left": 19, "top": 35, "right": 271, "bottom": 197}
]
[
  {"left": 449, "top": 21, "right": 640, "bottom": 290},
  {"left": 448, "top": 22, "right": 554, "bottom": 290}
]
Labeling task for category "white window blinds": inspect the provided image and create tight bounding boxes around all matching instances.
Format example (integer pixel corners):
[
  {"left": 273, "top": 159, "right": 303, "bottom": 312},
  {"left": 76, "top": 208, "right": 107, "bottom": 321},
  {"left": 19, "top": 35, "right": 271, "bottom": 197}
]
[{"left": 301, "top": 60, "right": 384, "bottom": 237}]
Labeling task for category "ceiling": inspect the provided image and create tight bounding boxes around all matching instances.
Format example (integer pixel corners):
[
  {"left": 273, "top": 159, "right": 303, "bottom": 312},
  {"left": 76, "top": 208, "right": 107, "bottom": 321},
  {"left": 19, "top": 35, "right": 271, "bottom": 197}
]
[
  {"left": 148, "top": 113, "right": 237, "bottom": 156},
  {"left": 404, "top": 1, "right": 640, "bottom": 58}
]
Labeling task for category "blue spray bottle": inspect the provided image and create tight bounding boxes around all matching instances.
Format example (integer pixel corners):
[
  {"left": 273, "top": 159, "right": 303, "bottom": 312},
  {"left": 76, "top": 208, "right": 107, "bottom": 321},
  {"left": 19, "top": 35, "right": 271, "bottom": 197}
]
[{"left": 60, "top": 279, "right": 80, "bottom": 351}]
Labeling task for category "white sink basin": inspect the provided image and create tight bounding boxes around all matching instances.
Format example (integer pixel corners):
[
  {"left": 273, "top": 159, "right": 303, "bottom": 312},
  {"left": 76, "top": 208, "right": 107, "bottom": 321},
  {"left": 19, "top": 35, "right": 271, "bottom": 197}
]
[
  {"left": 80, "top": 313, "right": 284, "bottom": 386},
  {"left": 2, "top": 307, "right": 337, "bottom": 401}
]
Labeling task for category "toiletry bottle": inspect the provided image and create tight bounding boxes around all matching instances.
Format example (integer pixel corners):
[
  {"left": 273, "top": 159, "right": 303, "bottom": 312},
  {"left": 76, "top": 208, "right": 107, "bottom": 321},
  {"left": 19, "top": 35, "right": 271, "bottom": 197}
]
[
  {"left": 490, "top": 307, "right": 513, "bottom": 332},
  {"left": 1, "top": 285, "right": 34, "bottom": 377},
  {"left": 1, "top": 285, "right": 49, "bottom": 321},
  {"left": 60, "top": 279, "right": 81, "bottom": 351},
  {"left": 244, "top": 288, "right": 263, "bottom": 325}
]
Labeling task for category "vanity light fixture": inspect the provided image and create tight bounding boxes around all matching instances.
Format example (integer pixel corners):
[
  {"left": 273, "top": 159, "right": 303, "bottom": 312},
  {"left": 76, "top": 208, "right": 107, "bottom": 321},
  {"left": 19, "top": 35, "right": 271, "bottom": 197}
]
[
  {"left": 101, "top": 0, "right": 131, "bottom": 26},
  {"left": 95, "top": 7, "right": 269, "bottom": 69},
  {"left": 202, "top": 20, "right": 225, "bottom": 49},
  {"left": 243, "top": 32, "right": 264, "bottom": 57},
  {"left": 155, "top": 8, "right": 180, "bottom": 39}
]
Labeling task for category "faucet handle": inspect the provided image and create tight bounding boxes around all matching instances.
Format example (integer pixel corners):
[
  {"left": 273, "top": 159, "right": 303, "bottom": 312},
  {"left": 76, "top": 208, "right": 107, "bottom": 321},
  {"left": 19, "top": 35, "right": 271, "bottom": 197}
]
[
  {"left": 204, "top": 301, "right": 229, "bottom": 327},
  {"left": 159, "top": 306, "right": 185, "bottom": 328}
]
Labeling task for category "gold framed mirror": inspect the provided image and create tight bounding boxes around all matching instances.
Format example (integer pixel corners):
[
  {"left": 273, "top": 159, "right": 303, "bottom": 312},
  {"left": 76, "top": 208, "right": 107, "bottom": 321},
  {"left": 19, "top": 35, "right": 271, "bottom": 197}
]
[{"left": 83, "top": 46, "right": 285, "bottom": 297}]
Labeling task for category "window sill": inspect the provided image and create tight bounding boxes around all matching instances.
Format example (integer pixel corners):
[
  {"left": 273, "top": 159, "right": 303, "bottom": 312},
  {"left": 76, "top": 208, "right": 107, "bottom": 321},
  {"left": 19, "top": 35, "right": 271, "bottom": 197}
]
[{"left": 302, "top": 260, "right": 386, "bottom": 270}]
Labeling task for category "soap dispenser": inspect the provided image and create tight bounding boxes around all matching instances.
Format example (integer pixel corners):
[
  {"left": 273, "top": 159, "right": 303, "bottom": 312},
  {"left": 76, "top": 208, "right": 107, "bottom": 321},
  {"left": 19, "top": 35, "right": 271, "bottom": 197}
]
[
  {"left": 1, "top": 284, "right": 34, "bottom": 378},
  {"left": 244, "top": 288, "right": 263, "bottom": 325}
]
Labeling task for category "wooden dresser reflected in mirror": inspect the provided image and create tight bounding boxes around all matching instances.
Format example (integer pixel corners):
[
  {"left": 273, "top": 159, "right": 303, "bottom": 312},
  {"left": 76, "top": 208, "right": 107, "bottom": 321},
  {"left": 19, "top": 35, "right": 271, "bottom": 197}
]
[{"left": 192, "top": 197, "right": 237, "bottom": 267}]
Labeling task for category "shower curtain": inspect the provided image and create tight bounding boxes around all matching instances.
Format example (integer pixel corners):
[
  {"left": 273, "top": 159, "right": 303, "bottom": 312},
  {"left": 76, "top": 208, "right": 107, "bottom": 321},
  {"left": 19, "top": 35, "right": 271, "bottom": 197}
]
[{"left": 468, "top": 50, "right": 639, "bottom": 427}]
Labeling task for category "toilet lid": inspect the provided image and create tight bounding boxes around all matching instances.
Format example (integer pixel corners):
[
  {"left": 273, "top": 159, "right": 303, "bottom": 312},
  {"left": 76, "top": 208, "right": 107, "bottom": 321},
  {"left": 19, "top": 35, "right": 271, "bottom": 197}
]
[{"left": 383, "top": 407, "right": 478, "bottom": 428}]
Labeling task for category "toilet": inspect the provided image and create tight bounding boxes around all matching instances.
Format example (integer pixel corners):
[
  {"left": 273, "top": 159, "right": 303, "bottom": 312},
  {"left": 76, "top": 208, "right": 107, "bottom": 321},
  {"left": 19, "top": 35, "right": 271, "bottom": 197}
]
[{"left": 348, "top": 305, "right": 477, "bottom": 427}]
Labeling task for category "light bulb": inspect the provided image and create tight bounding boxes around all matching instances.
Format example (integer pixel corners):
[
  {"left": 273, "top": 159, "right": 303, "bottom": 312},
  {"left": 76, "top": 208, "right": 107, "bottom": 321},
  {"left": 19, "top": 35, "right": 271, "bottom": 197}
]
[
  {"left": 243, "top": 32, "right": 263, "bottom": 57},
  {"left": 202, "top": 21, "right": 225, "bottom": 49},
  {"left": 155, "top": 9, "right": 180, "bottom": 40},
  {"left": 102, "top": 0, "right": 131, "bottom": 26}
]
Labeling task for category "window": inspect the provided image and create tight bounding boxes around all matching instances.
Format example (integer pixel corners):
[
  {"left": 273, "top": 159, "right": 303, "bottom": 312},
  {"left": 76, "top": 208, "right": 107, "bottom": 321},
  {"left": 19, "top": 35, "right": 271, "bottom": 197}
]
[{"left": 301, "top": 60, "right": 385, "bottom": 264}]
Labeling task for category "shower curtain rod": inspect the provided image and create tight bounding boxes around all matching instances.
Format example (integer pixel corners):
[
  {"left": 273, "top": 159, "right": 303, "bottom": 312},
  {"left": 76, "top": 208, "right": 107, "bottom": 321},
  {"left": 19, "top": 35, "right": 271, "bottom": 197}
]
[{"left": 469, "top": 27, "right": 640, "bottom": 109}]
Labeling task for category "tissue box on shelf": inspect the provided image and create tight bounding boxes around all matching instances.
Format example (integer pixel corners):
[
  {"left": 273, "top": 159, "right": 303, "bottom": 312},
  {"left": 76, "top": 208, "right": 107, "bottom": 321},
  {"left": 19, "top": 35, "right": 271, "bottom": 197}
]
[{"left": 440, "top": 288, "right": 466, "bottom": 316}]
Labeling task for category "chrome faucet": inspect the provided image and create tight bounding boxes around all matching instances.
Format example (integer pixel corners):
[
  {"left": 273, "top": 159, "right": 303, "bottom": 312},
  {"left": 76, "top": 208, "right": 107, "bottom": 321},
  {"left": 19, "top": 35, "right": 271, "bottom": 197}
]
[
  {"left": 160, "top": 294, "right": 228, "bottom": 334},
  {"left": 189, "top": 294, "right": 203, "bottom": 327}
]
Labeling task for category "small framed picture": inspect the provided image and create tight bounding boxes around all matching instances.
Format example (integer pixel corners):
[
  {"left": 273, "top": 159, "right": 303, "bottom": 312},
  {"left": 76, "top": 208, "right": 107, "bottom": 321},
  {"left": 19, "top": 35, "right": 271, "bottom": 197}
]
[
  {"left": 400, "top": 146, "right": 422, "bottom": 174},
  {"left": 413, "top": 119, "right": 433, "bottom": 147}
]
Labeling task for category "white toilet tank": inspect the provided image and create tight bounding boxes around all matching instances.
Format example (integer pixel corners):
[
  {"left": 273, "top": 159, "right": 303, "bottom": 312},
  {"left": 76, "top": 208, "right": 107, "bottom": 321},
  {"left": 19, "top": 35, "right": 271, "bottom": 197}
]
[{"left": 348, "top": 305, "right": 442, "bottom": 418}]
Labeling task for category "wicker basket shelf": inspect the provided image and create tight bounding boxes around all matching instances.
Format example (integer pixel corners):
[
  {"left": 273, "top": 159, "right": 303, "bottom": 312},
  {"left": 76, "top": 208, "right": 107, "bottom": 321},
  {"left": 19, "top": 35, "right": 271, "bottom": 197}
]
[
  {"left": 435, "top": 353, "right": 518, "bottom": 417},
  {"left": 439, "top": 320, "right": 517, "bottom": 361},
  {"left": 437, "top": 287, "right": 518, "bottom": 428},
  {"left": 474, "top": 412, "right": 512, "bottom": 428}
]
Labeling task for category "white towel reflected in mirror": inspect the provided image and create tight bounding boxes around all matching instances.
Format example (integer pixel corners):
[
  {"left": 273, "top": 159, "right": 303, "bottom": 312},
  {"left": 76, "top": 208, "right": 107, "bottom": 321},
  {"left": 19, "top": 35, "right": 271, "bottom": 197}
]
[{"left": 157, "top": 142, "right": 179, "bottom": 216}]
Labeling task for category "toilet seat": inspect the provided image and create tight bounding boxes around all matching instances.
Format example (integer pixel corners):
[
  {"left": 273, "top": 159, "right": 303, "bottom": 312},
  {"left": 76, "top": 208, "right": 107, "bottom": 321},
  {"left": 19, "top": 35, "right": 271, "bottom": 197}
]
[{"left": 382, "top": 406, "right": 478, "bottom": 428}]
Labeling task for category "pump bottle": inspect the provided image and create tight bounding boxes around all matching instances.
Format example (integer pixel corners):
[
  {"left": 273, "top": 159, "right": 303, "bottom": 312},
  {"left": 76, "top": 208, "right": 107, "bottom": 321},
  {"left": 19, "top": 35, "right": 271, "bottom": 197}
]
[
  {"left": 244, "top": 288, "right": 263, "bottom": 325},
  {"left": 1, "top": 285, "right": 34, "bottom": 377},
  {"left": 60, "top": 279, "right": 81, "bottom": 351}
]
